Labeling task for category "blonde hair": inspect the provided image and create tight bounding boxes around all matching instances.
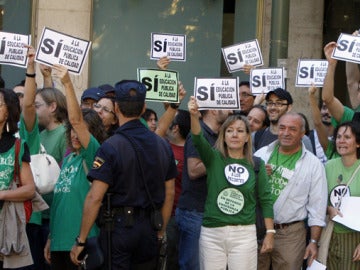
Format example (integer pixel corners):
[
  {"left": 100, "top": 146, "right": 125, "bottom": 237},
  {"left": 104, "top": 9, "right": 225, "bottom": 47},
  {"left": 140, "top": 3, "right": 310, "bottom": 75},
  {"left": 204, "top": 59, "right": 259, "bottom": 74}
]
[{"left": 215, "top": 114, "right": 253, "bottom": 165}]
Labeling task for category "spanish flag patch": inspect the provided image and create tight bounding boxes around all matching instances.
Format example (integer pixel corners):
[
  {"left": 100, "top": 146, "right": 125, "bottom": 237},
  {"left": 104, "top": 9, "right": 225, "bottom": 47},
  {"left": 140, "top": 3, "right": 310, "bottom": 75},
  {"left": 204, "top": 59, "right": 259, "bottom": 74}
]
[{"left": 92, "top": 156, "right": 105, "bottom": 169}]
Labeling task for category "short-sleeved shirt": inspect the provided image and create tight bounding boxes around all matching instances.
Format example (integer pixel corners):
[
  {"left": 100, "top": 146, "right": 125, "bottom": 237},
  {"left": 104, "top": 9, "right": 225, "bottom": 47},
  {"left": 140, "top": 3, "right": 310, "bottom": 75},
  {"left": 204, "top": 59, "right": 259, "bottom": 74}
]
[
  {"left": 0, "top": 134, "right": 30, "bottom": 190},
  {"left": 50, "top": 135, "right": 100, "bottom": 251},
  {"left": 177, "top": 121, "right": 218, "bottom": 212},
  {"left": 331, "top": 105, "right": 355, "bottom": 128},
  {"left": 326, "top": 158, "right": 360, "bottom": 233},
  {"left": 88, "top": 119, "right": 177, "bottom": 208}
]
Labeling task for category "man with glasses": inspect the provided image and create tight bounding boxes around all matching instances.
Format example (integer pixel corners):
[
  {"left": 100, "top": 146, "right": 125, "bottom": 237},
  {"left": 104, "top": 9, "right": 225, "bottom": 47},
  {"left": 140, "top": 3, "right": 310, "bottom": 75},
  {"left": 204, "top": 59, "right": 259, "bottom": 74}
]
[
  {"left": 238, "top": 81, "right": 255, "bottom": 116},
  {"left": 253, "top": 88, "right": 314, "bottom": 153}
]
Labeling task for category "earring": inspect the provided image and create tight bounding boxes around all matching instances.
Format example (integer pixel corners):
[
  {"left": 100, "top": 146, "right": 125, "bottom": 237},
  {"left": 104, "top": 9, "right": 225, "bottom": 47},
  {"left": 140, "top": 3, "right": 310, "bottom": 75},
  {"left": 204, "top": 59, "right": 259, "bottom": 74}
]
[{"left": 6, "top": 122, "right": 9, "bottom": 132}]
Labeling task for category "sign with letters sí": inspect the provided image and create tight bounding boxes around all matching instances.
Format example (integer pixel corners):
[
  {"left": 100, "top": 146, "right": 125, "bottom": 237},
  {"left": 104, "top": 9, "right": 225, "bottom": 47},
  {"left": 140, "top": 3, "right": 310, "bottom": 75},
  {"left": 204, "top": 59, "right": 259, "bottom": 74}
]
[
  {"left": 332, "top": 33, "right": 360, "bottom": 64},
  {"left": 0, "top": 31, "right": 30, "bottom": 68},
  {"left": 295, "top": 59, "right": 328, "bottom": 87},
  {"left": 35, "top": 27, "right": 91, "bottom": 75},
  {"left": 151, "top": 33, "right": 186, "bottom": 61},
  {"left": 194, "top": 77, "right": 240, "bottom": 110},
  {"left": 222, "top": 39, "right": 263, "bottom": 73},
  {"left": 250, "top": 68, "right": 285, "bottom": 95},
  {"left": 137, "top": 68, "right": 179, "bottom": 103}
]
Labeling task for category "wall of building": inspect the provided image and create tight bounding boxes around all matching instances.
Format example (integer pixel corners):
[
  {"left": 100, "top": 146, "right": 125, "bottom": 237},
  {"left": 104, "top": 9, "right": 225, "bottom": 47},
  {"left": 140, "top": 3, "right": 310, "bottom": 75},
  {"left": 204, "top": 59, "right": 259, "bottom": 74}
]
[
  {"left": 261, "top": 0, "right": 324, "bottom": 122},
  {"left": 33, "top": 0, "right": 92, "bottom": 99}
]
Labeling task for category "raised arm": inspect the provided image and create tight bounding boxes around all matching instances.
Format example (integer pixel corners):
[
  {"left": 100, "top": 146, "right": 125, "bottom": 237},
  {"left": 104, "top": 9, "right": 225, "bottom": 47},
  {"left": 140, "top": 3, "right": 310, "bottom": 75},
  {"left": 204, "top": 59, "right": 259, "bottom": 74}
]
[
  {"left": 40, "top": 64, "right": 54, "bottom": 88},
  {"left": 346, "top": 30, "right": 360, "bottom": 109},
  {"left": 52, "top": 64, "right": 90, "bottom": 149},
  {"left": 188, "top": 96, "right": 201, "bottom": 135},
  {"left": 308, "top": 85, "right": 329, "bottom": 152},
  {"left": 322, "top": 42, "right": 344, "bottom": 122},
  {"left": 155, "top": 81, "right": 186, "bottom": 137},
  {"left": 22, "top": 45, "right": 37, "bottom": 131},
  {"left": 157, "top": 56, "right": 171, "bottom": 70}
]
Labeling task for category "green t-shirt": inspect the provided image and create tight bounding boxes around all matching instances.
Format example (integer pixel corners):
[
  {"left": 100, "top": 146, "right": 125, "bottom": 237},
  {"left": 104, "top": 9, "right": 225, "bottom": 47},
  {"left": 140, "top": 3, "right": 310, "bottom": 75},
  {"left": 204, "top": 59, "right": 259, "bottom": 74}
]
[
  {"left": 40, "top": 124, "right": 67, "bottom": 219},
  {"left": 331, "top": 106, "right": 355, "bottom": 128},
  {"left": 267, "top": 146, "right": 302, "bottom": 203},
  {"left": 192, "top": 132, "right": 273, "bottom": 228},
  {"left": 325, "top": 158, "right": 360, "bottom": 233},
  {"left": 0, "top": 142, "right": 25, "bottom": 190},
  {"left": 50, "top": 135, "right": 100, "bottom": 251}
]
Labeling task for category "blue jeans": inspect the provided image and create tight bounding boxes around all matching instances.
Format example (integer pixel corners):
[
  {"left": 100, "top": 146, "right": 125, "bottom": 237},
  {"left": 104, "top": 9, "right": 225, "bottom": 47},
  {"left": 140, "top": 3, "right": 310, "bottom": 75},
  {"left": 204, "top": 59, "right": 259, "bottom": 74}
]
[{"left": 175, "top": 208, "right": 203, "bottom": 270}]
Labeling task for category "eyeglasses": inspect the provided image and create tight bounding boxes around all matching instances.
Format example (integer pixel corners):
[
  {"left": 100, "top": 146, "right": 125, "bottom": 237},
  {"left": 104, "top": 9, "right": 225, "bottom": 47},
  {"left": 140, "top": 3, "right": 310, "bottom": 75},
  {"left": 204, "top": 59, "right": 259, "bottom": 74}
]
[
  {"left": 34, "top": 102, "right": 46, "bottom": 109},
  {"left": 265, "top": 101, "right": 288, "bottom": 108},
  {"left": 93, "top": 103, "right": 115, "bottom": 115},
  {"left": 15, "top": 92, "right": 24, "bottom": 98},
  {"left": 240, "top": 92, "right": 254, "bottom": 98}
]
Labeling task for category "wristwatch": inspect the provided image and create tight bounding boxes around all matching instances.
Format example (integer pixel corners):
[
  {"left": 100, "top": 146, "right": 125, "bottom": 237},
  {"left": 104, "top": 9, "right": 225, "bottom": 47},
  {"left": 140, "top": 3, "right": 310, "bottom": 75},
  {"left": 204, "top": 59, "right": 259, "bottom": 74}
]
[
  {"left": 75, "top": 236, "right": 86, "bottom": 246},
  {"left": 170, "top": 103, "right": 180, "bottom": 109}
]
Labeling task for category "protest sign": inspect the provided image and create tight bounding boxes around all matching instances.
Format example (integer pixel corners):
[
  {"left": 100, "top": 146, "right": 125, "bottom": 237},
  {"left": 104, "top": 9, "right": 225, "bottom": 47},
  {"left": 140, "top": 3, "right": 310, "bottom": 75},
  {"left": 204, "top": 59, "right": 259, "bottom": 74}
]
[
  {"left": 35, "top": 27, "right": 91, "bottom": 74},
  {"left": 0, "top": 31, "right": 30, "bottom": 68},
  {"left": 194, "top": 77, "right": 240, "bottom": 110},
  {"left": 222, "top": 39, "right": 263, "bottom": 73},
  {"left": 151, "top": 33, "right": 186, "bottom": 61},
  {"left": 138, "top": 68, "right": 179, "bottom": 103},
  {"left": 250, "top": 68, "right": 285, "bottom": 94},
  {"left": 332, "top": 33, "right": 360, "bottom": 64},
  {"left": 295, "top": 59, "right": 328, "bottom": 87}
]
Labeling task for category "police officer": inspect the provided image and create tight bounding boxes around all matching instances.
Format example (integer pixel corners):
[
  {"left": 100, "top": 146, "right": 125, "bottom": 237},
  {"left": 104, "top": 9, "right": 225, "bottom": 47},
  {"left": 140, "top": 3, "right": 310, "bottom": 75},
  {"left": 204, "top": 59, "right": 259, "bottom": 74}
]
[{"left": 70, "top": 79, "right": 177, "bottom": 269}]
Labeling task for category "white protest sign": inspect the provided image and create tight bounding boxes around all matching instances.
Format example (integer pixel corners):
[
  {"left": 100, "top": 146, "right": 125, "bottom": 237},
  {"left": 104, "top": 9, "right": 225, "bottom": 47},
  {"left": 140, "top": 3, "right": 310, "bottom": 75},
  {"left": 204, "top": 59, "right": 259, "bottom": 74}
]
[
  {"left": 250, "top": 68, "right": 285, "bottom": 95},
  {"left": 194, "top": 77, "right": 240, "bottom": 110},
  {"left": 151, "top": 33, "right": 186, "bottom": 61},
  {"left": 332, "top": 33, "right": 360, "bottom": 64},
  {"left": 221, "top": 39, "right": 263, "bottom": 73},
  {"left": 0, "top": 31, "right": 30, "bottom": 68},
  {"left": 137, "top": 68, "right": 179, "bottom": 103},
  {"left": 35, "top": 27, "right": 91, "bottom": 75},
  {"left": 295, "top": 60, "right": 328, "bottom": 87}
]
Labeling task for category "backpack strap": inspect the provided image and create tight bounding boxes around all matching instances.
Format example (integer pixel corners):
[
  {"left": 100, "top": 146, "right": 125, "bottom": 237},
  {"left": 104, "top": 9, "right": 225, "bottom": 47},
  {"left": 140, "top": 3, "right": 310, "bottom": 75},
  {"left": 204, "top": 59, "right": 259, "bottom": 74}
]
[{"left": 14, "top": 138, "right": 21, "bottom": 185}]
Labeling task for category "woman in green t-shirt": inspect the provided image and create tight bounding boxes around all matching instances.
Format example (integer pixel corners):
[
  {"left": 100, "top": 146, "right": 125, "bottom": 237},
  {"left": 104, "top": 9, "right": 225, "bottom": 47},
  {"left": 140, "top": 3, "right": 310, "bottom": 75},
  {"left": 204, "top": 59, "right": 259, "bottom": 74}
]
[
  {"left": 44, "top": 65, "right": 107, "bottom": 270},
  {"left": 188, "top": 96, "right": 274, "bottom": 270},
  {"left": 325, "top": 121, "right": 360, "bottom": 269}
]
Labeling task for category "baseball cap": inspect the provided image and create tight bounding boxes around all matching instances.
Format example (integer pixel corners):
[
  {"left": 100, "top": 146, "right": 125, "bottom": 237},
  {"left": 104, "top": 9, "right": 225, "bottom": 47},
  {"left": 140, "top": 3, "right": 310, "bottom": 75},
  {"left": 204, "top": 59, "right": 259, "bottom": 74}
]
[
  {"left": 81, "top": 87, "right": 105, "bottom": 102},
  {"left": 265, "top": 88, "right": 293, "bottom": 105},
  {"left": 114, "top": 80, "right": 146, "bottom": 102},
  {"left": 98, "top": 84, "right": 115, "bottom": 96}
]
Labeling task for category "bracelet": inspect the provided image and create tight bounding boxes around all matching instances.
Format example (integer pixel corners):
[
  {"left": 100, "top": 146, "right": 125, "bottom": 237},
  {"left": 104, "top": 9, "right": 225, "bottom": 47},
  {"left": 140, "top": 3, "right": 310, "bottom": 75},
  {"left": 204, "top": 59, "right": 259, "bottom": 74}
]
[
  {"left": 170, "top": 103, "right": 180, "bottom": 109},
  {"left": 266, "top": 229, "right": 276, "bottom": 234},
  {"left": 75, "top": 236, "right": 86, "bottom": 246},
  {"left": 310, "top": 239, "right": 318, "bottom": 244},
  {"left": 25, "top": 73, "right": 36, "bottom": 78}
]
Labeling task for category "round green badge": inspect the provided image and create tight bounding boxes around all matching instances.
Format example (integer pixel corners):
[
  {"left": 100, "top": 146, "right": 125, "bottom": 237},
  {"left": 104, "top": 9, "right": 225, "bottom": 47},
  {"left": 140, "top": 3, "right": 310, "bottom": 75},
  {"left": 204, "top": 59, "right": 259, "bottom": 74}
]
[{"left": 217, "top": 188, "right": 244, "bottom": 215}]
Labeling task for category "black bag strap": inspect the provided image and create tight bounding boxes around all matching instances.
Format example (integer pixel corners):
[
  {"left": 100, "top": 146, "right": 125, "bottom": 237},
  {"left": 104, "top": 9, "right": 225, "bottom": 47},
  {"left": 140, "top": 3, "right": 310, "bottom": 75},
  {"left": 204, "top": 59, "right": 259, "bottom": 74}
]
[
  {"left": 116, "top": 131, "right": 158, "bottom": 211},
  {"left": 253, "top": 156, "right": 261, "bottom": 198}
]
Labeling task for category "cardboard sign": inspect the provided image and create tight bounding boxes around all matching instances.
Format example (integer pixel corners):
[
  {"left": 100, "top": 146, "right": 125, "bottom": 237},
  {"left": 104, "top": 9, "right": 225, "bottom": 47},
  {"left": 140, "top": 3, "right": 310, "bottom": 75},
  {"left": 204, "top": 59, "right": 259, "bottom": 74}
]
[
  {"left": 35, "top": 27, "right": 91, "bottom": 74},
  {"left": 137, "top": 68, "right": 179, "bottom": 103},
  {"left": 332, "top": 33, "right": 360, "bottom": 64},
  {"left": 222, "top": 39, "right": 263, "bottom": 73},
  {"left": 194, "top": 77, "right": 240, "bottom": 110},
  {"left": 0, "top": 31, "right": 30, "bottom": 68},
  {"left": 295, "top": 60, "right": 328, "bottom": 87},
  {"left": 150, "top": 33, "right": 186, "bottom": 61},
  {"left": 250, "top": 68, "right": 285, "bottom": 94}
]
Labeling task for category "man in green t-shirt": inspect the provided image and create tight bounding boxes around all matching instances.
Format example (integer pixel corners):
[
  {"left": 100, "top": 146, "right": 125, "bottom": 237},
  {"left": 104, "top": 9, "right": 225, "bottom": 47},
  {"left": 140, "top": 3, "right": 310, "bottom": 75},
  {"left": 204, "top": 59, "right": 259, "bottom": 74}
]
[{"left": 255, "top": 112, "right": 328, "bottom": 269}]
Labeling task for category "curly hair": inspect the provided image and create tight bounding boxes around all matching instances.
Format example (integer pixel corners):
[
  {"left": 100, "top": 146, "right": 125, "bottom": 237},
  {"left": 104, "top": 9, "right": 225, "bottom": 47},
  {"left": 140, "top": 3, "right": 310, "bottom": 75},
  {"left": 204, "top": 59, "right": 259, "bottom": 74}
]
[{"left": 0, "top": 88, "right": 20, "bottom": 136}]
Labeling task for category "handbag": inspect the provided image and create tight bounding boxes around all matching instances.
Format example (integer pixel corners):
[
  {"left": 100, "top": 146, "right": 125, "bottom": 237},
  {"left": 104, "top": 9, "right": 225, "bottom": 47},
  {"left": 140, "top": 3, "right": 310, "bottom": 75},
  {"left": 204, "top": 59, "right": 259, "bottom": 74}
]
[
  {"left": 79, "top": 236, "right": 104, "bottom": 270},
  {"left": 30, "top": 144, "right": 60, "bottom": 194},
  {"left": 317, "top": 162, "right": 360, "bottom": 265}
]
